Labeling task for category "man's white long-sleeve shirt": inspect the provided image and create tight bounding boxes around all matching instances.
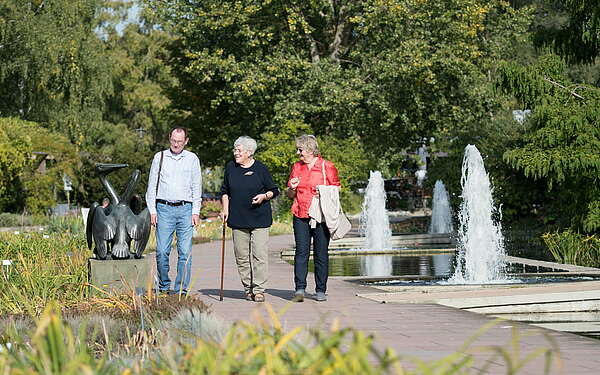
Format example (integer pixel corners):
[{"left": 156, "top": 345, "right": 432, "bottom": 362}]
[{"left": 145, "top": 149, "right": 202, "bottom": 215}]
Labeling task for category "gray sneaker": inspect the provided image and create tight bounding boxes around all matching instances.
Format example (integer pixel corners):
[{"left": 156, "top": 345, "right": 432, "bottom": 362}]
[
  {"left": 292, "top": 289, "right": 305, "bottom": 302},
  {"left": 315, "top": 292, "right": 327, "bottom": 302}
]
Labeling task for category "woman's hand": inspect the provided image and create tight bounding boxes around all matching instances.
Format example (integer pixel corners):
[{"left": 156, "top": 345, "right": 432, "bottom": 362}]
[
  {"left": 220, "top": 211, "right": 228, "bottom": 223},
  {"left": 251, "top": 193, "right": 267, "bottom": 205},
  {"left": 289, "top": 177, "right": 300, "bottom": 189}
]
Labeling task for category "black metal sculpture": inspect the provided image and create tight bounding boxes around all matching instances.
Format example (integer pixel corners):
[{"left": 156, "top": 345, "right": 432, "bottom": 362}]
[{"left": 86, "top": 163, "right": 151, "bottom": 260}]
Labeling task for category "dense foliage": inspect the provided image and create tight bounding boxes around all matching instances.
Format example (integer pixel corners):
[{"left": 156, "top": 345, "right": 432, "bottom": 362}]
[
  {"left": 498, "top": 26, "right": 600, "bottom": 233},
  {"left": 147, "top": 0, "right": 532, "bottom": 171},
  {"left": 0, "top": 118, "right": 78, "bottom": 213},
  {"left": 0, "top": 0, "right": 597, "bottom": 241}
]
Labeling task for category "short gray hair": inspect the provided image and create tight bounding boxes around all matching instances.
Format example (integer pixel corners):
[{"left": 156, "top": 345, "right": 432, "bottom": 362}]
[
  {"left": 295, "top": 134, "right": 319, "bottom": 156},
  {"left": 234, "top": 136, "right": 257, "bottom": 155}
]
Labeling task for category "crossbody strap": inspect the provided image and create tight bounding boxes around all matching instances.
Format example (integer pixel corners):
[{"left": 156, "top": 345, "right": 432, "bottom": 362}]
[
  {"left": 321, "top": 160, "right": 326, "bottom": 185},
  {"left": 155, "top": 151, "right": 164, "bottom": 197}
]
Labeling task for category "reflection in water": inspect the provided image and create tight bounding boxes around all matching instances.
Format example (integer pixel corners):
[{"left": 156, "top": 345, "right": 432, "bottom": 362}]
[
  {"left": 432, "top": 254, "right": 452, "bottom": 275},
  {"left": 302, "top": 254, "right": 456, "bottom": 277},
  {"left": 287, "top": 253, "right": 571, "bottom": 278},
  {"left": 429, "top": 180, "right": 453, "bottom": 234},
  {"left": 360, "top": 255, "right": 393, "bottom": 276}
]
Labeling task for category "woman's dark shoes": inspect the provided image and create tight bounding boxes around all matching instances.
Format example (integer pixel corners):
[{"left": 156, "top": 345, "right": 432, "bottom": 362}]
[
  {"left": 292, "top": 289, "right": 305, "bottom": 302},
  {"left": 246, "top": 292, "right": 254, "bottom": 301}
]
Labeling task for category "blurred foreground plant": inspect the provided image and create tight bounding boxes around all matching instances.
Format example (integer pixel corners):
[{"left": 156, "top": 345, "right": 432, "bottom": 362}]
[{"left": 0, "top": 302, "right": 562, "bottom": 374}]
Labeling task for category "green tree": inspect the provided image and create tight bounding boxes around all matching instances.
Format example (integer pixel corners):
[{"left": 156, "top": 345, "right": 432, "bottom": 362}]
[
  {"left": 0, "top": 0, "right": 113, "bottom": 143},
  {"left": 147, "top": 0, "right": 533, "bottom": 172},
  {"left": 77, "top": 16, "right": 182, "bottom": 205},
  {"left": 0, "top": 118, "right": 31, "bottom": 211},
  {"left": 495, "top": 0, "right": 600, "bottom": 233},
  {"left": 498, "top": 55, "right": 600, "bottom": 232},
  {"left": 535, "top": 0, "right": 600, "bottom": 64},
  {"left": 0, "top": 1, "right": 181, "bottom": 208},
  {"left": 103, "top": 19, "right": 179, "bottom": 147},
  {"left": 425, "top": 106, "right": 551, "bottom": 226},
  {"left": 0, "top": 117, "right": 78, "bottom": 213}
]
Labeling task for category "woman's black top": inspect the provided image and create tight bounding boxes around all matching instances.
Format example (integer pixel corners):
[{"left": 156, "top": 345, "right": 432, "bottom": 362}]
[{"left": 220, "top": 160, "right": 280, "bottom": 229}]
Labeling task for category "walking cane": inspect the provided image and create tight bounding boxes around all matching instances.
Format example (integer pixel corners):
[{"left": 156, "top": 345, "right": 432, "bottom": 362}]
[{"left": 219, "top": 221, "right": 226, "bottom": 301}]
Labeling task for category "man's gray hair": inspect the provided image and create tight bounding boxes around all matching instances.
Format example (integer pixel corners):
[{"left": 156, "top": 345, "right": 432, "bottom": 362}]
[
  {"left": 234, "top": 136, "right": 257, "bottom": 155},
  {"left": 295, "top": 134, "right": 319, "bottom": 156}
]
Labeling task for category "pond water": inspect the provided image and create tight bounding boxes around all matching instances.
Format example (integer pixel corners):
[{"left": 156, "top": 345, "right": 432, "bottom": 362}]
[{"left": 284, "top": 253, "right": 569, "bottom": 278}]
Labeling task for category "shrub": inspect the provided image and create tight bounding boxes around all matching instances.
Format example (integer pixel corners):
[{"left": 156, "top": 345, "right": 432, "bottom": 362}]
[
  {"left": 0, "top": 212, "right": 32, "bottom": 227},
  {"left": 45, "top": 215, "right": 85, "bottom": 235},
  {"left": 200, "top": 201, "right": 222, "bottom": 218}
]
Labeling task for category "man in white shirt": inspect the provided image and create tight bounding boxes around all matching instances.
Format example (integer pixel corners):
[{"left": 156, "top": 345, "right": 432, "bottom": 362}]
[{"left": 145, "top": 127, "right": 202, "bottom": 294}]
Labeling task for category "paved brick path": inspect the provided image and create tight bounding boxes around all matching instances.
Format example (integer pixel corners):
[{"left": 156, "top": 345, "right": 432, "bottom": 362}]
[{"left": 160, "top": 234, "right": 600, "bottom": 374}]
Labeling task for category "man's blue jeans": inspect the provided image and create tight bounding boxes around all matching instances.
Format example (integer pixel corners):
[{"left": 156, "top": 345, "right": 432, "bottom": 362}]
[
  {"left": 155, "top": 202, "right": 193, "bottom": 292},
  {"left": 293, "top": 216, "right": 330, "bottom": 293}
]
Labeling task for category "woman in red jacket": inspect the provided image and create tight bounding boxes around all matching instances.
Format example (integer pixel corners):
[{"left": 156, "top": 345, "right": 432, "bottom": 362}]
[{"left": 287, "top": 135, "right": 340, "bottom": 302}]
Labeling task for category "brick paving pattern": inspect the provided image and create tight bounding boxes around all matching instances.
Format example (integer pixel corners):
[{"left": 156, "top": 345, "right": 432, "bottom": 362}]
[{"left": 157, "top": 234, "right": 600, "bottom": 374}]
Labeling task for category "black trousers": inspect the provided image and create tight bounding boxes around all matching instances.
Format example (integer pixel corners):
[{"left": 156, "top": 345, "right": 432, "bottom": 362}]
[{"left": 293, "top": 216, "right": 330, "bottom": 293}]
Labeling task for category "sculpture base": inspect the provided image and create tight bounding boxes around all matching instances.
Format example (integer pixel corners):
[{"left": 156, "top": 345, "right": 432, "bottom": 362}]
[{"left": 88, "top": 254, "right": 153, "bottom": 296}]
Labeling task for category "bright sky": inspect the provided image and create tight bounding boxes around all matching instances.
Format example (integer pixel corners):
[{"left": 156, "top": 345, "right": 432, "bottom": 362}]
[{"left": 116, "top": 2, "right": 140, "bottom": 34}]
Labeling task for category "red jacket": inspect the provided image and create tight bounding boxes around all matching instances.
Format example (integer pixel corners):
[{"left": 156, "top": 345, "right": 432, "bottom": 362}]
[{"left": 288, "top": 157, "right": 341, "bottom": 218}]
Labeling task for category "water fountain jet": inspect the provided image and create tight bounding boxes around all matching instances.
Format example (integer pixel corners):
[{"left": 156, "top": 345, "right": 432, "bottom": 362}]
[
  {"left": 359, "top": 171, "right": 393, "bottom": 276},
  {"left": 429, "top": 180, "right": 453, "bottom": 234},
  {"left": 449, "top": 145, "right": 507, "bottom": 284},
  {"left": 360, "top": 171, "right": 392, "bottom": 250}
]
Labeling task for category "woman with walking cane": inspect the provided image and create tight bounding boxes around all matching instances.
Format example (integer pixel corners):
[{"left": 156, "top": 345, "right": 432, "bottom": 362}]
[{"left": 220, "top": 136, "right": 279, "bottom": 302}]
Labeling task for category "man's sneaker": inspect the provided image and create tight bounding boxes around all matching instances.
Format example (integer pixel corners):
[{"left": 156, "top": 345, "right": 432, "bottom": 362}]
[
  {"left": 315, "top": 292, "right": 327, "bottom": 302},
  {"left": 292, "top": 289, "right": 305, "bottom": 302}
]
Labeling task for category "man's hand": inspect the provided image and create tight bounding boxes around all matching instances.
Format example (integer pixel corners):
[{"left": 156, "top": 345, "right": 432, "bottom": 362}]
[
  {"left": 150, "top": 213, "right": 157, "bottom": 226},
  {"left": 192, "top": 214, "right": 200, "bottom": 226},
  {"left": 220, "top": 211, "right": 228, "bottom": 223}
]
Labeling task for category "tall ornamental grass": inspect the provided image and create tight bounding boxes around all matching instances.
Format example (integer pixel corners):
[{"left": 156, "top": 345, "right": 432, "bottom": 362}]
[
  {"left": 0, "top": 232, "right": 88, "bottom": 315},
  {"left": 544, "top": 230, "right": 600, "bottom": 267}
]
